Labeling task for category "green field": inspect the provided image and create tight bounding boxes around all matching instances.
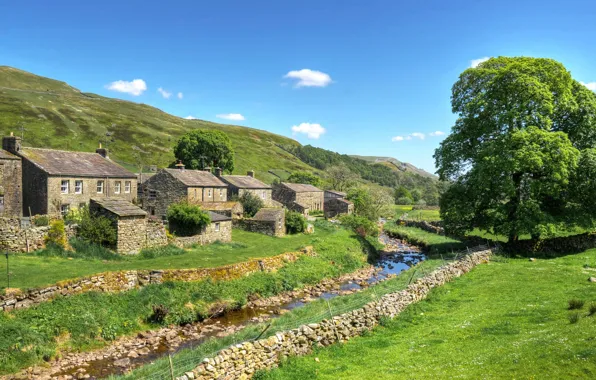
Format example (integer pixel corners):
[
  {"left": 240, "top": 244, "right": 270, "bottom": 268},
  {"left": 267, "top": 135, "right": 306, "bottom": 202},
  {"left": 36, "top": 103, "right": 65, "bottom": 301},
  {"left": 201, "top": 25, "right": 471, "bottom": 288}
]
[
  {"left": 383, "top": 223, "right": 465, "bottom": 255},
  {"left": 1, "top": 229, "right": 331, "bottom": 290},
  {"left": 261, "top": 250, "right": 596, "bottom": 379},
  {"left": 394, "top": 205, "right": 441, "bottom": 221}
]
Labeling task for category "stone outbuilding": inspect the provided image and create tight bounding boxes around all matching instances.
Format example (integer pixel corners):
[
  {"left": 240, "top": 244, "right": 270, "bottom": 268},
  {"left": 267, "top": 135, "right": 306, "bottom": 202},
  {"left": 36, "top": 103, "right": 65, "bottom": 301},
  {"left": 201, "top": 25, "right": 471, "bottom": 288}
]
[
  {"left": 272, "top": 182, "right": 324, "bottom": 216},
  {"left": 196, "top": 201, "right": 244, "bottom": 220},
  {"left": 173, "top": 211, "right": 233, "bottom": 247},
  {"left": 141, "top": 165, "right": 228, "bottom": 218},
  {"left": 324, "top": 190, "right": 354, "bottom": 218},
  {"left": 218, "top": 170, "right": 278, "bottom": 207},
  {"left": 0, "top": 142, "right": 22, "bottom": 217},
  {"left": 89, "top": 198, "right": 148, "bottom": 254},
  {"left": 2, "top": 134, "right": 137, "bottom": 216},
  {"left": 235, "top": 208, "right": 285, "bottom": 237}
]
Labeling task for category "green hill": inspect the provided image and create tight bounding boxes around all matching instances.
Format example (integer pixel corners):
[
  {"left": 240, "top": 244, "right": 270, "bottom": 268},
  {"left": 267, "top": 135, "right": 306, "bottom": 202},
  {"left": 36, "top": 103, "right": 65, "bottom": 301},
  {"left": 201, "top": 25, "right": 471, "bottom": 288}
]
[
  {"left": 349, "top": 155, "right": 437, "bottom": 179},
  {"left": 0, "top": 66, "right": 316, "bottom": 183}
]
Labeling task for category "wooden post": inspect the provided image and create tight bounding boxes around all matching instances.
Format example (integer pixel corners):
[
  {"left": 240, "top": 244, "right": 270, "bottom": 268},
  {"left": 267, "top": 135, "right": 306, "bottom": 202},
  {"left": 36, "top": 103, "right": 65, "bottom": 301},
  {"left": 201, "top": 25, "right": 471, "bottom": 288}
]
[{"left": 168, "top": 354, "right": 175, "bottom": 380}]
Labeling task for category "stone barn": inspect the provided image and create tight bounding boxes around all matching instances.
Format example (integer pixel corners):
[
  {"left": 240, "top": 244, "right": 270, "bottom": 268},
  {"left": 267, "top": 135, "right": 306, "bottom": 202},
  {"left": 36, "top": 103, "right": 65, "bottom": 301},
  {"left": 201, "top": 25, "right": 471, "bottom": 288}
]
[
  {"left": 0, "top": 143, "right": 22, "bottom": 217},
  {"left": 235, "top": 208, "right": 285, "bottom": 237},
  {"left": 324, "top": 190, "right": 354, "bottom": 218},
  {"left": 272, "top": 182, "right": 324, "bottom": 216},
  {"left": 90, "top": 198, "right": 148, "bottom": 255}
]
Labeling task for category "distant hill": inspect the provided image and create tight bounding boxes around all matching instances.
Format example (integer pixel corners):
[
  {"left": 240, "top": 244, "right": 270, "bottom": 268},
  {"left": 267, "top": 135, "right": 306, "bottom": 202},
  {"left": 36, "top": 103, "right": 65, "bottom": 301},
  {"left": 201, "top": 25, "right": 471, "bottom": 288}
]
[{"left": 349, "top": 155, "right": 437, "bottom": 179}]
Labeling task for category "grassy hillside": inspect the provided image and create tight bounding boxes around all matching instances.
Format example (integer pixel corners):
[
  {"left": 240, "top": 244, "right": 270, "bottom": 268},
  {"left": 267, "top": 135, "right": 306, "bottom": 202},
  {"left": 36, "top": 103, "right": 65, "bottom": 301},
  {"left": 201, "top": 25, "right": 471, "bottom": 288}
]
[
  {"left": 0, "top": 66, "right": 316, "bottom": 183},
  {"left": 350, "top": 154, "right": 437, "bottom": 179}
]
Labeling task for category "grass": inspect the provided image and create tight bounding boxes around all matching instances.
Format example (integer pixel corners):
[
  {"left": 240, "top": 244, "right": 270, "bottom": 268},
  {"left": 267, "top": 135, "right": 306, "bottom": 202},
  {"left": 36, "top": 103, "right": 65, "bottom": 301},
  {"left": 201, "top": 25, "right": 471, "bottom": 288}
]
[
  {"left": 383, "top": 222, "right": 465, "bottom": 255},
  {"left": 1, "top": 229, "right": 334, "bottom": 290},
  {"left": 394, "top": 205, "right": 441, "bottom": 221},
  {"left": 0, "top": 222, "right": 372, "bottom": 375},
  {"left": 260, "top": 250, "right": 596, "bottom": 380},
  {"left": 117, "top": 257, "right": 447, "bottom": 380},
  {"left": 466, "top": 226, "right": 590, "bottom": 243}
]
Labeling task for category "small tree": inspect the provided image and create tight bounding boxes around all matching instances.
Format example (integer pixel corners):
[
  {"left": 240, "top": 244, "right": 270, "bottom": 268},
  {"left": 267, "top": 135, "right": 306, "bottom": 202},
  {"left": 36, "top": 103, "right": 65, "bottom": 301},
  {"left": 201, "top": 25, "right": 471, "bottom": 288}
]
[
  {"left": 347, "top": 186, "right": 394, "bottom": 221},
  {"left": 285, "top": 211, "right": 307, "bottom": 234},
  {"left": 239, "top": 191, "right": 264, "bottom": 217},
  {"left": 287, "top": 172, "right": 321, "bottom": 187},
  {"left": 45, "top": 219, "right": 67, "bottom": 249},
  {"left": 167, "top": 202, "right": 211, "bottom": 236},
  {"left": 326, "top": 165, "right": 358, "bottom": 191},
  {"left": 339, "top": 214, "right": 378, "bottom": 237},
  {"left": 394, "top": 186, "right": 413, "bottom": 203},
  {"left": 78, "top": 206, "right": 117, "bottom": 247},
  {"left": 396, "top": 197, "right": 413, "bottom": 205},
  {"left": 173, "top": 129, "right": 235, "bottom": 172}
]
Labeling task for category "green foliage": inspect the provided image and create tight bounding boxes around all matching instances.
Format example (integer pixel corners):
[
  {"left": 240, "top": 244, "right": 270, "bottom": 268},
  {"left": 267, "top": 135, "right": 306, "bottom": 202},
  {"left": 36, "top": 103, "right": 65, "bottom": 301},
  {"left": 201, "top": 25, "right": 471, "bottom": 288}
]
[
  {"left": 394, "top": 186, "right": 413, "bottom": 202},
  {"left": 383, "top": 223, "right": 464, "bottom": 255},
  {"left": 285, "top": 211, "right": 307, "bottom": 234},
  {"left": 326, "top": 164, "right": 358, "bottom": 191},
  {"left": 32, "top": 215, "right": 49, "bottom": 227},
  {"left": 77, "top": 206, "right": 117, "bottom": 247},
  {"left": 63, "top": 208, "right": 83, "bottom": 225},
  {"left": 589, "top": 303, "right": 596, "bottom": 316},
  {"left": 347, "top": 186, "right": 394, "bottom": 221},
  {"left": 238, "top": 191, "right": 264, "bottom": 217},
  {"left": 286, "top": 171, "right": 321, "bottom": 187},
  {"left": 436, "top": 57, "right": 596, "bottom": 240},
  {"left": 166, "top": 202, "right": 211, "bottom": 236},
  {"left": 173, "top": 129, "right": 235, "bottom": 172},
  {"left": 44, "top": 220, "right": 67, "bottom": 249},
  {"left": 396, "top": 197, "right": 413, "bottom": 205},
  {"left": 34, "top": 238, "right": 121, "bottom": 261},
  {"left": 568, "top": 311, "right": 581, "bottom": 324},
  {"left": 339, "top": 214, "right": 379, "bottom": 237},
  {"left": 138, "top": 245, "right": 186, "bottom": 259},
  {"left": 568, "top": 299, "right": 585, "bottom": 310}
]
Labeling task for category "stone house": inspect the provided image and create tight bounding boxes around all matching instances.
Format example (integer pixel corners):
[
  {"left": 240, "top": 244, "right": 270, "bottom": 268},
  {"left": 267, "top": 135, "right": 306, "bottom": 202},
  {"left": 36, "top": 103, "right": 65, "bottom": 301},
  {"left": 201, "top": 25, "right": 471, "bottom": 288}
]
[
  {"left": 324, "top": 190, "right": 354, "bottom": 218},
  {"left": 235, "top": 208, "right": 285, "bottom": 237},
  {"left": 2, "top": 134, "right": 137, "bottom": 216},
  {"left": 173, "top": 211, "right": 233, "bottom": 247},
  {"left": 0, "top": 144, "right": 22, "bottom": 217},
  {"left": 141, "top": 165, "right": 228, "bottom": 218},
  {"left": 272, "top": 182, "right": 324, "bottom": 216},
  {"left": 218, "top": 170, "right": 276, "bottom": 206},
  {"left": 89, "top": 198, "right": 148, "bottom": 254}
]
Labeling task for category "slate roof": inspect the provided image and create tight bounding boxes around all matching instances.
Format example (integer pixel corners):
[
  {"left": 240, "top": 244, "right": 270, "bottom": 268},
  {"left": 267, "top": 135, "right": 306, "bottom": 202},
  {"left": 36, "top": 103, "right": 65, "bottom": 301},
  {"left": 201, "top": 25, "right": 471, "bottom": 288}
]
[
  {"left": 164, "top": 168, "right": 227, "bottom": 187},
  {"left": 325, "top": 190, "right": 347, "bottom": 197},
  {"left": 221, "top": 175, "right": 271, "bottom": 189},
  {"left": 253, "top": 208, "right": 284, "bottom": 221},
  {"left": 208, "top": 211, "right": 232, "bottom": 222},
  {"left": 0, "top": 149, "right": 19, "bottom": 160},
  {"left": 281, "top": 182, "right": 323, "bottom": 193},
  {"left": 91, "top": 198, "right": 147, "bottom": 217},
  {"left": 136, "top": 172, "right": 156, "bottom": 184},
  {"left": 19, "top": 147, "right": 136, "bottom": 178}
]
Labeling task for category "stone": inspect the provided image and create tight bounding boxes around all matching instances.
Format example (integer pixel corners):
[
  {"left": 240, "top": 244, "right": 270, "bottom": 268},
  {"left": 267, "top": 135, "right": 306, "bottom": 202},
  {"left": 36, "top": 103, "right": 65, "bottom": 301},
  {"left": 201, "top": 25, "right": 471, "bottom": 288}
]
[
  {"left": 113, "top": 357, "right": 131, "bottom": 367},
  {"left": 589, "top": 277, "right": 596, "bottom": 283},
  {"left": 529, "top": 258, "right": 536, "bottom": 262}
]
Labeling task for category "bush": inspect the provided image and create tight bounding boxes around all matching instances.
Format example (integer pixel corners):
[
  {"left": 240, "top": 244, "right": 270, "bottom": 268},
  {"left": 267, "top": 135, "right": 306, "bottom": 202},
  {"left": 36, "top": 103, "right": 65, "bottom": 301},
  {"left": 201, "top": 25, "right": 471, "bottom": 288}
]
[
  {"left": 415, "top": 199, "right": 427, "bottom": 207},
  {"left": 34, "top": 238, "right": 121, "bottom": 260},
  {"left": 568, "top": 299, "right": 585, "bottom": 310},
  {"left": 167, "top": 202, "right": 211, "bottom": 236},
  {"left": 148, "top": 304, "right": 170, "bottom": 324},
  {"left": 568, "top": 311, "right": 581, "bottom": 324},
  {"left": 285, "top": 211, "right": 307, "bottom": 234},
  {"left": 238, "top": 192, "right": 264, "bottom": 218},
  {"left": 339, "top": 214, "right": 379, "bottom": 237},
  {"left": 64, "top": 208, "right": 84, "bottom": 225},
  {"left": 139, "top": 245, "right": 186, "bottom": 259},
  {"left": 78, "top": 206, "right": 117, "bottom": 247},
  {"left": 32, "top": 215, "right": 49, "bottom": 227},
  {"left": 286, "top": 172, "right": 322, "bottom": 187},
  {"left": 396, "top": 197, "right": 413, "bottom": 205},
  {"left": 45, "top": 220, "right": 67, "bottom": 248}
]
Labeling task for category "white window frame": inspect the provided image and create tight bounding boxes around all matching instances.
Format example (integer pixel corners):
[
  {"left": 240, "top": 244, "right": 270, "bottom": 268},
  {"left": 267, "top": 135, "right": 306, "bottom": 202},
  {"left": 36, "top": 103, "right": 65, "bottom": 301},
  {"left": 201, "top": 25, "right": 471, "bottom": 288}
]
[
  {"left": 215, "top": 222, "right": 220, "bottom": 232},
  {"left": 124, "top": 181, "right": 131, "bottom": 194},
  {"left": 75, "top": 180, "right": 83, "bottom": 194},
  {"left": 208, "top": 189, "right": 212, "bottom": 198},
  {"left": 61, "top": 204, "right": 70, "bottom": 216},
  {"left": 61, "top": 180, "right": 69, "bottom": 194},
  {"left": 114, "top": 181, "right": 121, "bottom": 194},
  {"left": 97, "top": 180, "right": 104, "bottom": 194}
]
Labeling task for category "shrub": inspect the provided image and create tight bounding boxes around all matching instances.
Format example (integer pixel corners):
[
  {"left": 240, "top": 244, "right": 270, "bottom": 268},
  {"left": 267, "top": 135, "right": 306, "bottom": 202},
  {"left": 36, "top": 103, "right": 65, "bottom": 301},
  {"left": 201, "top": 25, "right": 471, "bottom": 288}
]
[
  {"left": 32, "top": 215, "right": 49, "bottom": 227},
  {"left": 285, "top": 211, "right": 307, "bottom": 234},
  {"left": 166, "top": 202, "right": 211, "bottom": 236},
  {"left": 396, "top": 197, "right": 413, "bottom": 205},
  {"left": 64, "top": 208, "right": 83, "bottom": 225},
  {"left": 77, "top": 206, "right": 117, "bottom": 247},
  {"left": 35, "top": 238, "right": 121, "bottom": 260},
  {"left": 339, "top": 214, "right": 379, "bottom": 237},
  {"left": 45, "top": 220, "right": 67, "bottom": 248},
  {"left": 148, "top": 304, "right": 170, "bottom": 324},
  {"left": 568, "top": 311, "right": 581, "bottom": 324},
  {"left": 589, "top": 303, "right": 596, "bottom": 316},
  {"left": 238, "top": 192, "right": 264, "bottom": 218},
  {"left": 568, "top": 299, "right": 585, "bottom": 310},
  {"left": 139, "top": 245, "right": 185, "bottom": 259},
  {"left": 415, "top": 199, "right": 427, "bottom": 207},
  {"left": 286, "top": 171, "right": 321, "bottom": 187}
]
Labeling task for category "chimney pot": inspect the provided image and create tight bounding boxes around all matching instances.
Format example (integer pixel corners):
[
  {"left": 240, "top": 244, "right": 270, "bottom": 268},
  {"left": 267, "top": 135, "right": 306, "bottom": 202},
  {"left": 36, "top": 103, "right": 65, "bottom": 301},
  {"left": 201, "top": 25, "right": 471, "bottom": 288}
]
[
  {"left": 96, "top": 146, "right": 109, "bottom": 159},
  {"left": 203, "top": 166, "right": 212, "bottom": 173},
  {"left": 175, "top": 160, "right": 185, "bottom": 170},
  {"left": 3, "top": 133, "right": 22, "bottom": 154},
  {"left": 247, "top": 170, "right": 255, "bottom": 178},
  {"left": 215, "top": 167, "right": 222, "bottom": 177}
]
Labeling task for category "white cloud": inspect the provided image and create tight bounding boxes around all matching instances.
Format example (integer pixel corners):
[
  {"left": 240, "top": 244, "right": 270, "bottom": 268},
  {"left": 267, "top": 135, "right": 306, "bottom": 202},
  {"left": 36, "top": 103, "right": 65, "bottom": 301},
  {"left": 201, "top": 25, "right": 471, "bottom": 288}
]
[
  {"left": 184, "top": 115, "right": 197, "bottom": 120},
  {"left": 158, "top": 87, "right": 172, "bottom": 99},
  {"left": 177, "top": 92, "right": 184, "bottom": 99},
  {"left": 105, "top": 79, "right": 147, "bottom": 96},
  {"left": 411, "top": 132, "right": 425, "bottom": 140},
  {"left": 470, "top": 57, "right": 490, "bottom": 68},
  {"left": 216, "top": 113, "right": 246, "bottom": 121},
  {"left": 391, "top": 136, "right": 404, "bottom": 142},
  {"left": 284, "top": 69, "right": 332, "bottom": 88},
  {"left": 291, "top": 123, "right": 326, "bottom": 139},
  {"left": 391, "top": 132, "right": 429, "bottom": 142},
  {"left": 581, "top": 81, "right": 596, "bottom": 91},
  {"left": 429, "top": 131, "right": 445, "bottom": 137}
]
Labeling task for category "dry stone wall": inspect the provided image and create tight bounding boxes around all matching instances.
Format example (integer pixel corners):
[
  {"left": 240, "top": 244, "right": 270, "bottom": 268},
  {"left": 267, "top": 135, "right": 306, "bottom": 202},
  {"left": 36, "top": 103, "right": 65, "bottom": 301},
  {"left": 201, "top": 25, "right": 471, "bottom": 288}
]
[
  {"left": 400, "top": 220, "right": 445, "bottom": 235},
  {"left": 189, "top": 249, "right": 492, "bottom": 380},
  {"left": 174, "top": 220, "right": 232, "bottom": 247},
  {"left": 0, "top": 217, "right": 77, "bottom": 253},
  {"left": 0, "top": 246, "right": 315, "bottom": 311}
]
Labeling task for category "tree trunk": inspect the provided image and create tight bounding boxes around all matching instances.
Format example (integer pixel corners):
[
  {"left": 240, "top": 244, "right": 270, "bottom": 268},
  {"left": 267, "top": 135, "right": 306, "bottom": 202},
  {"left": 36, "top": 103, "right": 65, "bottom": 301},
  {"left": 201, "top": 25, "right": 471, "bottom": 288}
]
[{"left": 507, "top": 173, "right": 522, "bottom": 243}]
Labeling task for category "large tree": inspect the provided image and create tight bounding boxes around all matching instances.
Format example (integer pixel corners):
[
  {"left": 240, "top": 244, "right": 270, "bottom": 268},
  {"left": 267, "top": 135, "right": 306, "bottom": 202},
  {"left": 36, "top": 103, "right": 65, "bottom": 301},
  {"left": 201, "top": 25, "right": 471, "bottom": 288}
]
[
  {"left": 435, "top": 57, "right": 596, "bottom": 241},
  {"left": 174, "top": 129, "right": 235, "bottom": 172}
]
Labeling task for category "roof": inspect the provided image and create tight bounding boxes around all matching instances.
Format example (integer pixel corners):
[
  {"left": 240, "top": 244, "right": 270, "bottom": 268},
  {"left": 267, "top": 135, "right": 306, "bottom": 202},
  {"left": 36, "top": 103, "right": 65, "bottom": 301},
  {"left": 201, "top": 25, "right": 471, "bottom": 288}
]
[
  {"left": 208, "top": 211, "right": 232, "bottom": 222},
  {"left": 325, "top": 190, "right": 346, "bottom": 197},
  {"left": 19, "top": 147, "right": 136, "bottom": 178},
  {"left": 281, "top": 182, "right": 323, "bottom": 193},
  {"left": 164, "top": 168, "right": 227, "bottom": 187},
  {"left": 136, "top": 172, "right": 156, "bottom": 184},
  {"left": 197, "top": 201, "right": 242, "bottom": 211},
  {"left": 221, "top": 175, "right": 271, "bottom": 189},
  {"left": 253, "top": 208, "right": 284, "bottom": 221},
  {"left": 0, "top": 149, "right": 19, "bottom": 160},
  {"left": 90, "top": 198, "right": 147, "bottom": 217}
]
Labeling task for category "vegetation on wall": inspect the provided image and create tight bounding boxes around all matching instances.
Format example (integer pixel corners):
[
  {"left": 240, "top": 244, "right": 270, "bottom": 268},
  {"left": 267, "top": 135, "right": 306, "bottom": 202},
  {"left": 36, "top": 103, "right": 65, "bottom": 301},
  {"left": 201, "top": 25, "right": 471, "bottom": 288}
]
[
  {"left": 166, "top": 202, "right": 211, "bottom": 236},
  {"left": 238, "top": 192, "right": 264, "bottom": 218},
  {"left": 285, "top": 211, "right": 307, "bottom": 234}
]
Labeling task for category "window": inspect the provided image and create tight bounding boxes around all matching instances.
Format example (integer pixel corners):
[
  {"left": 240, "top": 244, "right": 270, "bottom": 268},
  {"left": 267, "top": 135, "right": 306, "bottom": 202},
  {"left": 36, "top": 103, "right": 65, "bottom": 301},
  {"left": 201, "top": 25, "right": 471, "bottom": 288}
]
[
  {"left": 97, "top": 180, "right": 104, "bottom": 193},
  {"left": 149, "top": 190, "right": 157, "bottom": 200},
  {"left": 0, "top": 196, "right": 4, "bottom": 211},
  {"left": 75, "top": 180, "right": 83, "bottom": 194},
  {"left": 208, "top": 189, "right": 212, "bottom": 198},
  {"left": 125, "top": 181, "right": 131, "bottom": 193},
  {"left": 219, "top": 188, "right": 223, "bottom": 197},
  {"left": 114, "top": 181, "right": 121, "bottom": 194},
  {"left": 215, "top": 222, "right": 220, "bottom": 232},
  {"left": 61, "top": 180, "right": 69, "bottom": 194},
  {"left": 60, "top": 204, "right": 70, "bottom": 216},
  {"left": 262, "top": 191, "right": 266, "bottom": 199}
]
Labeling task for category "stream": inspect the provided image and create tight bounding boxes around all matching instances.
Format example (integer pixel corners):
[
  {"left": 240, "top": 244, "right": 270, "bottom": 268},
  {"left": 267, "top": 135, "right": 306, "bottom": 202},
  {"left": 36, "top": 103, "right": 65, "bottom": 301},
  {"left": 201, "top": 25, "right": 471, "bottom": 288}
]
[{"left": 14, "top": 232, "right": 424, "bottom": 380}]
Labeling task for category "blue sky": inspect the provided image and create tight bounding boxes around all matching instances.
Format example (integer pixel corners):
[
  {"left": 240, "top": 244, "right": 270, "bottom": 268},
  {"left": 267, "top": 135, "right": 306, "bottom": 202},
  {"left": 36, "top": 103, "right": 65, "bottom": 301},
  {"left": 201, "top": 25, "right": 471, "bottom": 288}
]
[{"left": 2, "top": 0, "right": 596, "bottom": 173}]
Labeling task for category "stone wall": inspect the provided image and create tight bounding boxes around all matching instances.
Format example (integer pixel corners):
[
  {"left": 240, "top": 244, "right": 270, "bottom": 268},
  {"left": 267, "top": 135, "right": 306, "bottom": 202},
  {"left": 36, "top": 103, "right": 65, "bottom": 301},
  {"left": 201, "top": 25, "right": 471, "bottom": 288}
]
[
  {"left": 189, "top": 249, "right": 493, "bottom": 380},
  {"left": 0, "top": 246, "right": 315, "bottom": 311},
  {"left": 234, "top": 219, "right": 279, "bottom": 237},
  {"left": 400, "top": 220, "right": 445, "bottom": 235},
  {"left": 116, "top": 216, "right": 148, "bottom": 254},
  {"left": 146, "top": 219, "right": 168, "bottom": 247},
  {"left": 174, "top": 220, "right": 232, "bottom": 247},
  {"left": 295, "top": 191, "right": 324, "bottom": 212},
  {"left": 141, "top": 170, "right": 188, "bottom": 218},
  {"left": 324, "top": 198, "right": 354, "bottom": 218},
  {"left": 0, "top": 217, "right": 77, "bottom": 253},
  {"left": 0, "top": 154, "right": 22, "bottom": 217}
]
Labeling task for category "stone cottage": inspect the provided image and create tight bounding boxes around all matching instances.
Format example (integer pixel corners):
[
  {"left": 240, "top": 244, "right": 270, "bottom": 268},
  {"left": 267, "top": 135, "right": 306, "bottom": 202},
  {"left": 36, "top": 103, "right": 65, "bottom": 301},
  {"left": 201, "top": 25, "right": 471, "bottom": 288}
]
[
  {"left": 0, "top": 139, "right": 22, "bottom": 217},
  {"left": 141, "top": 164, "right": 228, "bottom": 218},
  {"left": 218, "top": 170, "right": 277, "bottom": 206},
  {"left": 2, "top": 134, "right": 137, "bottom": 216},
  {"left": 324, "top": 190, "right": 354, "bottom": 218},
  {"left": 174, "top": 211, "right": 233, "bottom": 247},
  {"left": 235, "top": 208, "right": 285, "bottom": 237},
  {"left": 272, "top": 182, "right": 324, "bottom": 216},
  {"left": 89, "top": 198, "right": 148, "bottom": 254}
]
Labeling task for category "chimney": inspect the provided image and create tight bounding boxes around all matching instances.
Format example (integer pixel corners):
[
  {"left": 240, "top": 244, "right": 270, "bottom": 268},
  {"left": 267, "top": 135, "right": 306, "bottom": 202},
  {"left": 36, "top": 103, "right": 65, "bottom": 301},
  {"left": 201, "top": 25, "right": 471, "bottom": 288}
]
[
  {"left": 149, "top": 165, "right": 158, "bottom": 172},
  {"left": 215, "top": 167, "right": 222, "bottom": 177},
  {"left": 203, "top": 166, "right": 212, "bottom": 173},
  {"left": 247, "top": 170, "right": 255, "bottom": 178},
  {"left": 96, "top": 143, "right": 109, "bottom": 159},
  {"left": 175, "top": 160, "right": 185, "bottom": 170},
  {"left": 2, "top": 132, "right": 22, "bottom": 154}
]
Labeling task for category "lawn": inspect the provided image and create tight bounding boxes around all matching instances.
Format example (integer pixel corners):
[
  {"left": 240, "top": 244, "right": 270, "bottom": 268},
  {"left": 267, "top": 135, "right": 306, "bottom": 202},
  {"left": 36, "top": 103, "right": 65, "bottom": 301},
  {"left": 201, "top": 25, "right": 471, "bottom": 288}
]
[
  {"left": 1, "top": 229, "right": 332, "bottom": 290},
  {"left": 383, "top": 223, "right": 466, "bottom": 255},
  {"left": 260, "top": 250, "right": 596, "bottom": 379},
  {"left": 394, "top": 205, "right": 441, "bottom": 221}
]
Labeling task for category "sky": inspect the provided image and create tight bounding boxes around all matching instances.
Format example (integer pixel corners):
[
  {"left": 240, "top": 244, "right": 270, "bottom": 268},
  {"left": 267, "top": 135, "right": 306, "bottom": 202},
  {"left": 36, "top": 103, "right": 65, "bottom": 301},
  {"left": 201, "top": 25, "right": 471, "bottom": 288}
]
[{"left": 1, "top": 0, "right": 596, "bottom": 173}]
